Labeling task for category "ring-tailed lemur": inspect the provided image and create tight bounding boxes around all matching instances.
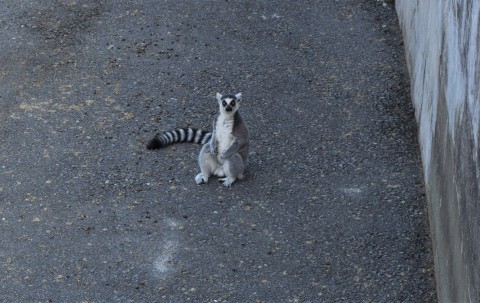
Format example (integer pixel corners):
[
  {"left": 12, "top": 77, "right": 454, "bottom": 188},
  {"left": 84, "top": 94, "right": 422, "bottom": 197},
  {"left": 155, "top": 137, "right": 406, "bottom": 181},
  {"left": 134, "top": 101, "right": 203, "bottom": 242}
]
[{"left": 147, "top": 92, "right": 249, "bottom": 188}]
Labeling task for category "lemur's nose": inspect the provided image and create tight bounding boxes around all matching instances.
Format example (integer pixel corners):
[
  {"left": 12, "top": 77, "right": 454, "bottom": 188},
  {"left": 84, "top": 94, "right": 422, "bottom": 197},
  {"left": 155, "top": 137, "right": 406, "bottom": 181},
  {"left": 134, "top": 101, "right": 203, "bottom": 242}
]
[{"left": 225, "top": 106, "right": 232, "bottom": 112}]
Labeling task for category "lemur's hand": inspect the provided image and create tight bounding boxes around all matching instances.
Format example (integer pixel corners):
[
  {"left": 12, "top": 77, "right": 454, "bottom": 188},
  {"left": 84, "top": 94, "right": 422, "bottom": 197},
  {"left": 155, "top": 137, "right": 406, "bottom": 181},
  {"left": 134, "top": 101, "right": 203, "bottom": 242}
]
[
  {"left": 220, "top": 151, "right": 231, "bottom": 161},
  {"left": 209, "top": 140, "right": 217, "bottom": 155}
]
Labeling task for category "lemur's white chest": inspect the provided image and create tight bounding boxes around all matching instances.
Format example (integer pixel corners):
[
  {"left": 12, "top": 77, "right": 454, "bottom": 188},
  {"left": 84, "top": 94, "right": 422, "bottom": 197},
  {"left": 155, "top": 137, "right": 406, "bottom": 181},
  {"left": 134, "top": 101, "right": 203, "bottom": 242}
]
[{"left": 215, "top": 115, "right": 234, "bottom": 155}]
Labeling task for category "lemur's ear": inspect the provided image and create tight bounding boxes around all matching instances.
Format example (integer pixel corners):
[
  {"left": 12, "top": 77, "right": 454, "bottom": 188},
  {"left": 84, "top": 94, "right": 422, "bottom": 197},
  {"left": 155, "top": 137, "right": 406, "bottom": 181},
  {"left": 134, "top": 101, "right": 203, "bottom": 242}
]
[
  {"left": 235, "top": 93, "right": 242, "bottom": 102},
  {"left": 216, "top": 92, "right": 223, "bottom": 102}
]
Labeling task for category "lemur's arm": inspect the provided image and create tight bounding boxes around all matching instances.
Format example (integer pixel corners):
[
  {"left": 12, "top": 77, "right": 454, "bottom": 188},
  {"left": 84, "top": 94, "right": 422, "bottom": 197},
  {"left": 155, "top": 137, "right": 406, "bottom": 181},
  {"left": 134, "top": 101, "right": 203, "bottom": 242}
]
[
  {"left": 220, "top": 136, "right": 247, "bottom": 160},
  {"left": 209, "top": 116, "right": 217, "bottom": 155}
]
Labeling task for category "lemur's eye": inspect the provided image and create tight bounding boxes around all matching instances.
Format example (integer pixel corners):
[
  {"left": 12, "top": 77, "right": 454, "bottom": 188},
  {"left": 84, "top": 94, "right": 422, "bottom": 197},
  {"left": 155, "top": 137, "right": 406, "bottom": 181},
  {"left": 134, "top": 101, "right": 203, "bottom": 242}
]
[
  {"left": 222, "top": 100, "right": 227, "bottom": 106},
  {"left": 230, "top": 100, "right": 236, "bottom": 107}
]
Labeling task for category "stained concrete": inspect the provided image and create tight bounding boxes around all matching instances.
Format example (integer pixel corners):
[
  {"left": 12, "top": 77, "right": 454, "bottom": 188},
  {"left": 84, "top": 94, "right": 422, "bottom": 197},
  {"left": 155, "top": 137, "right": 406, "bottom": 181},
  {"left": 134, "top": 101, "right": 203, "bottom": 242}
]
[{"left": 396, "top": 1, "right": 480, "bottom": 302}]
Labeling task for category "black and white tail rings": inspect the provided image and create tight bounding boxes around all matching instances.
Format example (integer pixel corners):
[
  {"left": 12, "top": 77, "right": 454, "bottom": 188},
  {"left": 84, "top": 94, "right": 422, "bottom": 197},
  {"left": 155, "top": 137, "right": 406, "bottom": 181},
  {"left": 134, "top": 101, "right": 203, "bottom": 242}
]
[{"left": 146, "top": 128, "right": 212, "bottom": 150}]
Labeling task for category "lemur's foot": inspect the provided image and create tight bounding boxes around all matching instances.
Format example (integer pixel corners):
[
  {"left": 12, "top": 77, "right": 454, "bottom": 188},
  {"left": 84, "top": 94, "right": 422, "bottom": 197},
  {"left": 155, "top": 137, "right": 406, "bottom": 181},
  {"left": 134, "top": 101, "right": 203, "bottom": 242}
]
[
  {"left": 195, "top": 173, "right": 208, "bottom": 185},
  {"left": 218, "top": 177, "right": 236, "bottom": 188}
]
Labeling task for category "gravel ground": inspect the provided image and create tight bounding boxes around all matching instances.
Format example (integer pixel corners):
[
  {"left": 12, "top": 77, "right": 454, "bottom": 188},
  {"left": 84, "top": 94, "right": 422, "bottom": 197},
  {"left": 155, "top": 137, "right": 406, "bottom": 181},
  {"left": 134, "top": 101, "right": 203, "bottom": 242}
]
[{"left": 1, "top": 0, "right": 436, "bottom": 302}]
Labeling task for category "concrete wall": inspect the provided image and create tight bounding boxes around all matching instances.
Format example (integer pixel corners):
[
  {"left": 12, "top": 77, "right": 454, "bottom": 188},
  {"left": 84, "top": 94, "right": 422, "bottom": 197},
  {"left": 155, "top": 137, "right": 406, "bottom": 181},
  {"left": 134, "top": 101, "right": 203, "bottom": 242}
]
[{"left": 395, "top": 1, "right": 480, "bottom": 302}]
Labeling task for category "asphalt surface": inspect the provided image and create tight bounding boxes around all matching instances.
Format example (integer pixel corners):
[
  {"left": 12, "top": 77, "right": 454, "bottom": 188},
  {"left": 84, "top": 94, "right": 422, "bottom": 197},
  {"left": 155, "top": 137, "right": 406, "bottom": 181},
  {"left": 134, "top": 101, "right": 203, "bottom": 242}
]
[{"left": 1, "top": 0, "right": 437, "bottom": 302}]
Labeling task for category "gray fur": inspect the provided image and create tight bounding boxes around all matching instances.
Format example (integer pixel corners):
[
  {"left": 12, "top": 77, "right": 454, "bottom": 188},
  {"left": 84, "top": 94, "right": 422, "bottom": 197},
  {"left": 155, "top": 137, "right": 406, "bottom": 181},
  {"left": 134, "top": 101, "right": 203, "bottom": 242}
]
[
  {"left": 195, "top": 92, "right": 249, "bottom": 187},
  {"left": 147, "top": 92, "right": 249, "bottom": 187}
]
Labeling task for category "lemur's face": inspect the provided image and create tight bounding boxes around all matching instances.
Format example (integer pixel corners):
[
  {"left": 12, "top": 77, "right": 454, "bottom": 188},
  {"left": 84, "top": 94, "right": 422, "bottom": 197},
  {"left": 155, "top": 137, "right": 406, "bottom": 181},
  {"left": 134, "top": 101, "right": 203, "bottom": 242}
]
[{"left": 217, "top": 92, "right": 241, "bottom": 115}]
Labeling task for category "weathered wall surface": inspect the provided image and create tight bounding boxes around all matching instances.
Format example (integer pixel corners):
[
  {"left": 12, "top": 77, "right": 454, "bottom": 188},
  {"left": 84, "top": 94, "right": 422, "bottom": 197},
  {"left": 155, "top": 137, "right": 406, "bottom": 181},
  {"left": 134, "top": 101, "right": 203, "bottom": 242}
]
[{"left": 396, "top": 1, "right": 480, "bottom": 302}]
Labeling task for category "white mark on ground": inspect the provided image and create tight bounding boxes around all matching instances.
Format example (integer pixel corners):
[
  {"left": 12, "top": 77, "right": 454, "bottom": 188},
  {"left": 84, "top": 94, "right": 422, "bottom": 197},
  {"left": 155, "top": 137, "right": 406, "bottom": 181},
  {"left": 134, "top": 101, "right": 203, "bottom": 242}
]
[
  {"left": 164, "top": 218, "right": 180, "bottom": 228},
  {"left": 154, "top": 240, "right": 178, "bottom": 274},
  {"left": 153, "top": 218, "right": 181, "bottom": 276},
  {"left": 340, "top": 187, "right": 363, "bottom": 195},
  {"left": 261, "top": 13, "right": 281, "bottom": 20}
]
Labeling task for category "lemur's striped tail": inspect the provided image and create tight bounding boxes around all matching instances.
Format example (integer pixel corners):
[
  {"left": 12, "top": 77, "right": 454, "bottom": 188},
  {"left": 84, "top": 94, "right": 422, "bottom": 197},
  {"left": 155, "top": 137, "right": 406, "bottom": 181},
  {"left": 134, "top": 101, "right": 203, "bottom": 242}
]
[{"left": 146, "top": 128, "right": 212, "bottom": 150}]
